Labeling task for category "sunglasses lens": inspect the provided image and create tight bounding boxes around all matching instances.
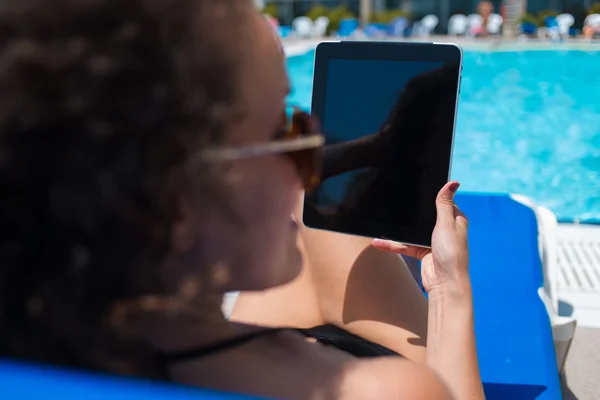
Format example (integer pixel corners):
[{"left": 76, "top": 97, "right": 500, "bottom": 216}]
[{"left": 285, "top": 109, "right": 322, "bottom": 191}]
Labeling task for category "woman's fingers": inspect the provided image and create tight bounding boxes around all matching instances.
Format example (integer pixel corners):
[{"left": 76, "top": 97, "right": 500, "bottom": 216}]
[
  {"left": 372, "top": 239, "right": 430, "bottom": 260},
  {"left": 436, "top": 181, "right": 460, "bottom": 226}
]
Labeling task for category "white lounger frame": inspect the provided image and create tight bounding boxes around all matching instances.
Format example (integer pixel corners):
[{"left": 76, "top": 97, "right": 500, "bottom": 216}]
[{"left": 510, "top": 194, "right": 577, "bottom": 374}]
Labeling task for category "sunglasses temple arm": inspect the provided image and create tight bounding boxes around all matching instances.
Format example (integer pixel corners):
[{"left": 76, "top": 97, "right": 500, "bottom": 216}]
[{"left": 321, "top": 132, "right": 380, "bottom": 181}]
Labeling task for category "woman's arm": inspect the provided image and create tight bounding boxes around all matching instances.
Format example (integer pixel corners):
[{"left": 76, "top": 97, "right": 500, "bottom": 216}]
[
  {"left": 343, "top": 358, "right": 455, "bottom": 399},
  {"left": 373, "top": 182, "right": 485, "bottom": 400},
  {"left": 426, "top": 280, "right": 484, "bottom": 400}
]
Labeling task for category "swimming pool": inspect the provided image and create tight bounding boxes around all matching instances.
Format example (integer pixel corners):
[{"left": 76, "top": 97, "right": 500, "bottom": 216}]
[{"left": 286, "top": 49, "right": 600, "bottom": 223}]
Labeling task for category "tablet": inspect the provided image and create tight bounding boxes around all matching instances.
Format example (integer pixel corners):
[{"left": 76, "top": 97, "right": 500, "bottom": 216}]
[{"left": 302, "top": 41, "right": 462, "bottom": 247}]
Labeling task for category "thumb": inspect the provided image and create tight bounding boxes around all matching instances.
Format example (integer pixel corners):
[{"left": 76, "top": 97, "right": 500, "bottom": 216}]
[{"left": 436, "top": 181, "right": 460, "bottom": 226}]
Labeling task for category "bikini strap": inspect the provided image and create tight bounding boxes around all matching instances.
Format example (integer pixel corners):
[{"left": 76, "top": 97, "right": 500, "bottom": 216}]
[
  {"left": 160, "top": 327, "right": 283, "bottom": 364},
  {"left": 160, "top": 324, "right": 400, "bottom": 364}
]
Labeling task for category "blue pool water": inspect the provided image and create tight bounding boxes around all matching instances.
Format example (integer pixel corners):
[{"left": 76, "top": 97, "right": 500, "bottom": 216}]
[{"left": 287, "top": 49, "right": 600, "bottom": 223}]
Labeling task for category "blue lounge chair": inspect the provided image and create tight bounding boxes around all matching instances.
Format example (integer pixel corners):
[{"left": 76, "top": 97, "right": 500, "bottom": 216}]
[
  {"left": 364, "top": 23, "right": 387, "bottom": 38},
  {"left": 520, "top": 22, "right": 537, "bottom": 35},
  {"left": 337, "top": 18, "right": 359, "bottom": 38},
  {"left": 544, "top": 16, "right": 561, "bottom": 41},
  {"left": 277, "top": 26, "right": 292, "bottom": 39},
  {"left": 456, "top": 193, "right": 573, "bottom": 400},
  {"left": 0, "top": 359, "right": 259, "bottom": 399},
  {"left": 388, "top": 17, "right": 408, "bottom": 37},
  {"left": 545, "top": 16, "right": 559, "bottom": 29}
]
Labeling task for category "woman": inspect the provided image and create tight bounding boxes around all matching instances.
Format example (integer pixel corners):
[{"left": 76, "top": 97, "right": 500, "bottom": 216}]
[{"left": 0, "top": 1, "right": 484, "bottom": 399}]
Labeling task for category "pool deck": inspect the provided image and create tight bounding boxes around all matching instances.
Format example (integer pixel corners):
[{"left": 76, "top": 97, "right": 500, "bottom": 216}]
[
  {"left": 283, "top": 35, "right": 600, "bottom": 57},
  {"left": 557, "top": 223, "right": 600, "bottom": 399},
  {"left": 557, "top": 223, "right": 600, "bottom": 328}
]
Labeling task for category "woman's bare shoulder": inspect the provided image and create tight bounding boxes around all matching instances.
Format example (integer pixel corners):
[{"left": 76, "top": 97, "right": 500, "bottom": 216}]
[
  {"left": 337, "top": 357, "right": 454, "bottom": 400},
  {"left": 168, "top": 328, "right": 453, "bottom": 399},
  {"left": 273, "top": 329, "right": 453, "bottom": 399}
]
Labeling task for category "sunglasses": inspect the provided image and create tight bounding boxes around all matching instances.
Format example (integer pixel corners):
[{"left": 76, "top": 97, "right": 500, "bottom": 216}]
[{"left": 202, "top": 107, "right": 324, "bottom": 192}]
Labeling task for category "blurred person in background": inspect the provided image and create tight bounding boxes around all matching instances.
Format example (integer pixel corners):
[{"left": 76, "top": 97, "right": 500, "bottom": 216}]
[{"left": 474, "top": 0, "right": 494, "bottom": 36}]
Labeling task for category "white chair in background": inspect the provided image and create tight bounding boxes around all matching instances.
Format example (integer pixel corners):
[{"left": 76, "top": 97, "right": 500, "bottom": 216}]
[
  {"left": 467, "top": 13, "right": 484, "bottom": 37},
  {"left": 556, "top": 13, "right": 575, "bottom": 38},
  {"left": 547, "top": 25, "right": 561, "bottom": 41},
  {"left": 292, "top": 16, "right": 313, "bottom": 39},
  {"left": 311, "top": 16, "right": 330, "bottom": 38},
  {"left": 448, "top": 14, "right": 468, "bottom": 36},
  {"left": 418, "top": 14, "right": 439, "bottom": 37},
  {"left": 487, "top": 13, "right": 503, "bottom": 35}
]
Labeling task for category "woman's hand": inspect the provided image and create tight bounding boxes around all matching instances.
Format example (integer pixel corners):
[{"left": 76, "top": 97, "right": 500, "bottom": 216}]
[
  {"left": 372, "top": 181, "right": 469, "bottom": 293},
  {"left": 375, "top": 182, "right": 484, "bottom": 400}
]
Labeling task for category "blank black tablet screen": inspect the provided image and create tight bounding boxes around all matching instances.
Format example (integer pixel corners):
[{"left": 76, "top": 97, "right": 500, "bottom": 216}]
[{"left": 303, "top": 48, "right": 460, "bottom": 247}]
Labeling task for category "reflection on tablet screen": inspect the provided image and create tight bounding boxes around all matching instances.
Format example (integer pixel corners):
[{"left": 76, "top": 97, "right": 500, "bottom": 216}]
[{"left": 304, "top": 59, "right": 459, "bottom": 246}]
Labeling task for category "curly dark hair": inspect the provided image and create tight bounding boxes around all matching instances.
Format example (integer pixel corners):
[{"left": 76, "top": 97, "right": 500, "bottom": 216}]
[{"left": 0, "top": 0, "right": 251, "bottom": 379}]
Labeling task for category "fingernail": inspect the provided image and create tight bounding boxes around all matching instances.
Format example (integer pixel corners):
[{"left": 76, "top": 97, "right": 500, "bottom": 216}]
[
  {"left": 372, "top": 238, "right": 394, "bottom": 246},
  {"left": 449, "top": 182, "right": 460, "bottom": 192}
]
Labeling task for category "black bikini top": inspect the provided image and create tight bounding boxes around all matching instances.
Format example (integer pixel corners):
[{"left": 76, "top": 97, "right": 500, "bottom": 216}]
[{"left": 161, "top": 324, "right": 400, "bottom": 364}]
